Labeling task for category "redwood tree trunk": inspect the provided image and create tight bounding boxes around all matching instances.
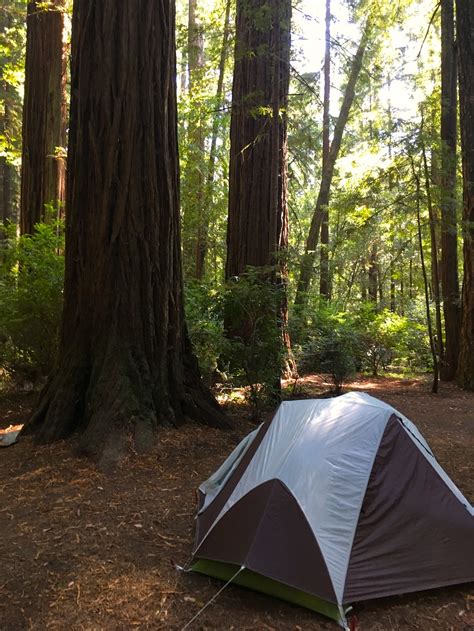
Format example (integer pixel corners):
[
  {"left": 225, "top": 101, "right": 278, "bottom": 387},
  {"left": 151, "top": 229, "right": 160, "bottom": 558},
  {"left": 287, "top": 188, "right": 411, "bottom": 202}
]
[
  {"left": 20, "top": 0, "right": 66, "bottom": 235},
  {"left": 225, "top": 0, "right": 292, "bottom": 378},
  {"left": 439, "top": 0, "right": 460, "bottom": 380},
  {"left": 456, "top": 0, "right": 474, "bottom": 390},
  {"left": 1, "top": 83, "right": 12, "bottom": 227},
  {"left": 25, "top": 0, "right": 226, "bottom": 464},
  {"left": 226, "top": 0, "right": 290, "bottom": 278}
]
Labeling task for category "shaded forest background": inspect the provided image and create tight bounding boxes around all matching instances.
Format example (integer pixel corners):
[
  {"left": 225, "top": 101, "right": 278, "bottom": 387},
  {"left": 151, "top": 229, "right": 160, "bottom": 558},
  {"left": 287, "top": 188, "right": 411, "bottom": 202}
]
[{"left": 0, "top": 0, "right": 473, "bottom": 443}]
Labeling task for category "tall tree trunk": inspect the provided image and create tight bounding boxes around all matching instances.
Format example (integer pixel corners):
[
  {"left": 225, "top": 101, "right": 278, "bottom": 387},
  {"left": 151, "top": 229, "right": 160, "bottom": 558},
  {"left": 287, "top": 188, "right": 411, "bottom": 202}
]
[
  {"left": 24, "top": 0, "right": 226, "bottom": 466},
  {"left": 1, "top": 83, "right": 12, "bottom": 228},
  {"left": 439, "top": 0, "right": 461, "bottom": 380},
  {"left": 295, "top": 21, "right": 370, "bottom": 306},
  {"left": 226, "top": 0, "right": 292, "bottom": 379},
  {"left": 413, "top": 162, "right": 439, "bottom": 394},
  {"left": 368, "top": 243, "right": 378, "bottom": 304},
  {"left": 20, "top": 0, "right": 66, "bottom": 235},
  {"left": 390, "top": 258, "right": 396, "bottom": 312},
  {"left": 319, "top": 0, "right": 331, "bottom": 299},
  {"left": 421, "top": 136, "right": 444, "bottom": 366},
  {"left": 456, "top": 0, "right": 474, "bottom": 390},
  {"left": 184, "top": 0, "right": 206, "bottom": 277},
  {"left": 195, "top": 0, "right": 232, "bottom": 279}
]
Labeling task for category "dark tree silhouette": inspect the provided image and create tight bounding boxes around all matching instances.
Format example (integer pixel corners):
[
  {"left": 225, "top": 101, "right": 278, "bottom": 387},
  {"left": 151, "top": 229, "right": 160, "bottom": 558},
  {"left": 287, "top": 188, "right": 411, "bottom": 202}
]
[
  {"left": 20, "top": 0, "right": 66, "bottom": 234},
  {"left": 25, "top": 0, "right": 226, "bottom": 465},
  {"left": 456, "top": 0, "right": 474, "bottom": 390}
]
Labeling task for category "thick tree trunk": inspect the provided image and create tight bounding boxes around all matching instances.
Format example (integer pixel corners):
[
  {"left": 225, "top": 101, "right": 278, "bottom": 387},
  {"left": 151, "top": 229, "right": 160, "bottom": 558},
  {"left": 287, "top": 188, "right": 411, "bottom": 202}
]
[
  {"left": 226, "top": 0, "right": 293, "bottom": 379},
  {"left": 295, "top": 21, "right": 369, "bottom": 306},
  {"left": 439, "top": 0, "right": 461, "bottom": 380},
  {"left": 226, "top": 0, "right": 290, "bottom": 277},
  {"left": 195, "top": 0, "right": 232, "bottom": 279},
  {"left": 319, "top": 0, "right": 331, "bottom": 299},
  {"left": 456, "top": 0, "right": 474, "bottom": 390},
  {"left": 24, "top": 0, "right": 226, "bottom": 465},
  {"left": 20, "top": 0, "right": 66, "bottom": 235}
]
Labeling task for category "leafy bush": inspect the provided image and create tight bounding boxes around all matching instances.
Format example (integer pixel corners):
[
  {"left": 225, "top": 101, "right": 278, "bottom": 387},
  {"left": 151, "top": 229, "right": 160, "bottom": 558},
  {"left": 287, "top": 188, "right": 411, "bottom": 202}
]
[
  {"left": 296, "top": 313, "right": 359, "bottom": 393},
  {"left": 291, "top": 300, "right": 431, "bottom": 383},
  {"left": 0, "top": 221, "right": 64, "bottom": 383},
  {"left": 223, "top": 268, "right": 285, "bottom": 412},
  {"left": 185, "top": 279, "right": 228, "bottom": 385}
]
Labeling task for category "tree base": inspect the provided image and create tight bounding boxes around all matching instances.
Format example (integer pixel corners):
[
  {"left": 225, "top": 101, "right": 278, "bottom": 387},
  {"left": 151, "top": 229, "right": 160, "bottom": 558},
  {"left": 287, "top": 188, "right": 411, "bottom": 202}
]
[{"left": 23, "top": 345, "right": 229, "bottom": 467}]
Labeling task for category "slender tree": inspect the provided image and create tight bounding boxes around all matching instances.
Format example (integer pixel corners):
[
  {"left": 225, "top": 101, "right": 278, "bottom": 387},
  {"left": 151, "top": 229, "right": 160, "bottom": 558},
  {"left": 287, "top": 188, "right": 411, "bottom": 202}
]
[
  {"left": 319, "top": 0, "right": 331, "bottom": 299},
  {"left": 25, "top": 0, "right": 226, "bottom": 464},
  {"left": 20, "top": 0, "right": 67, "bottom": 234},
  {"left": 456, "top": 0, "right": 474, "bottom": 390},
  {"left": 439, "top": 0, "right": 460, "bottom": 380},
  {"left": 295, "top": 20, "right": 370, "bottom": 306},
  {"left": 195, "top": 0, "right": 232, "bottom": 279},
  {"left": 183, "top": 0, "right": 206, "bottom": 277}
]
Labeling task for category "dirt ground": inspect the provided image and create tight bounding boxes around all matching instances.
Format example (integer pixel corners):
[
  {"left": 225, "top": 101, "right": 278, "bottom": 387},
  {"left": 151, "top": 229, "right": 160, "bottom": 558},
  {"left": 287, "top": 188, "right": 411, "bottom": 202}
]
[{"left": 0, "top": 377, "right": 473, "bottom": 631}]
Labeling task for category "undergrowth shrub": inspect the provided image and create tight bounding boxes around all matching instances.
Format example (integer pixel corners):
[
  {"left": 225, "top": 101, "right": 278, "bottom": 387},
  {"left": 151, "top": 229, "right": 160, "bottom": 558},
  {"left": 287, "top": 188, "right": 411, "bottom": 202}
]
[
  {"left": 185, "top": 280, "right": 228, "bottom": 385},
  {"left": 222, "top": 268, "right": 284, "bottom": 413},
  {"left": 292, "top": 299, "right": 431, "bottom": 385},
  {"left": 0, "top": 221, "right": 64, "bottom": 383}
]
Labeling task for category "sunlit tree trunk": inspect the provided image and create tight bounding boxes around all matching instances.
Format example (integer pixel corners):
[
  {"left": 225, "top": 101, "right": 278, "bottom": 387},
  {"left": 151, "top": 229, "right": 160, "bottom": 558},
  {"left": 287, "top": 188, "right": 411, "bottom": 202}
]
[
  {"left": 295, "top": 21, "right": 370, "bottom": 306},
  {"left": 368, "top": 243, "right": 378, "bottom": 305},
  {"left": 24, "top": 0, "right": 226, "bottom": 465},
  {"left": 319, "top": 0, "right": 331, "bottom": 299},
  {"left": 184, "top": 0, "right": 206, "bottom": 277},
  {"left": 226, "top": 0, "right": 293, "bottom": 380},
  {"left": 421, "top": 135, "right": 444, "bottom": 367},
  {"left": 196, "top": 0, "right": 232, "bottom": 279},
  {"left": 439, "top": 0, "right": 460, "bottom": 380},
  {"left": 456, "top": 0, "right": 474, "bottom": 390},
  {"left": 20, "top": 0, "right": 66, "bottom": 234}
]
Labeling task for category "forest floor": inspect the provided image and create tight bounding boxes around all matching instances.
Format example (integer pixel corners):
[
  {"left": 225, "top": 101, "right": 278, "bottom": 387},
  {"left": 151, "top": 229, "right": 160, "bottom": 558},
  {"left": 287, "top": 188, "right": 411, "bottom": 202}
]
[{"left": 0, "top": 376, "right": 473, "bottom": 631}]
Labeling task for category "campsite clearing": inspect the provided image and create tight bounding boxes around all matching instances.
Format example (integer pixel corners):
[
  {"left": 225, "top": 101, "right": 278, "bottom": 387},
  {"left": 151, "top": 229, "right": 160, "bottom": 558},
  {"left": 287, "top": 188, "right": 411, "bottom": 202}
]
[{"left": 1, "top": 377, "right": 473, "bottom": 630}]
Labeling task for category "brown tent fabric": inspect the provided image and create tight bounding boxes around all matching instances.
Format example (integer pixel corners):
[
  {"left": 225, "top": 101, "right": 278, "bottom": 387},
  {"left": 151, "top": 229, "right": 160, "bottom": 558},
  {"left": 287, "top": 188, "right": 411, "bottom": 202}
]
[
  {"left": 194, "top": 421, "right": 270, "bottom": 550},
  {"left": 344, "top": 416, "right": 474, "bottom": 601},
  {"left": 196, "top": 478, "right": 337, "bottom": 603}
]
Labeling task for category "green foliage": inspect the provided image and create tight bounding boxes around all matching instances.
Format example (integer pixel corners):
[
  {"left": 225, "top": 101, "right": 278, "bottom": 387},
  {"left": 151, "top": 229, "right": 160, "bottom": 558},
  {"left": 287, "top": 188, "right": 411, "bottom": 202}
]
[
  {"left": 0, "top": 221, "right": 64, "bottom": 381},
  {"left": 293, "top": 299, "right": 431, "bottom": 387},
  {"left": 185, "top": 279, "right": 228, "bottom": 385},
  {"left": 223, "top": 268, "right": 284, "bottom": 412},
  {"left": 353, "top": 305, "right": 432, "bottom": 374},
  {"left": 294, "top": 302, "right": 360, "bottom": 392}
]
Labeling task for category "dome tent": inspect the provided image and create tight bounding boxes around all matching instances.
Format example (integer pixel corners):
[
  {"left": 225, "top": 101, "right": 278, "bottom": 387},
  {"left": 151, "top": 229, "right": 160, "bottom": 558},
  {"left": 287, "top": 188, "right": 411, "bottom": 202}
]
[{"left": 191, "top": 392, "right": 474, "bottom": 629}]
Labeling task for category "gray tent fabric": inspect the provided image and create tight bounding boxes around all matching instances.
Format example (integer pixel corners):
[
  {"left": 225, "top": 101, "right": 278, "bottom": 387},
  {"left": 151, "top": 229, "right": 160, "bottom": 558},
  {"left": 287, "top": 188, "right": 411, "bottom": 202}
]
[{"left": 193, "top": 392, "right": 474, "bottom": 624}]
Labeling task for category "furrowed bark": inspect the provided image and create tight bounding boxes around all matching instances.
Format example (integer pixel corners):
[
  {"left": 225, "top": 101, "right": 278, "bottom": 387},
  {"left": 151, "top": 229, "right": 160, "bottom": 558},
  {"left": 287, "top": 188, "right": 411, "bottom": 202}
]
[
  {"left": 439, "top": 0, "right": 461, "bottom": 380},
  {"left": 24, "top": 0, "right": 227, "bottom": 466},
  {"left": 456, "top": 0, "right": 474, "bottom": 390},
  {"left": 20, "top": 0, "right": 66, "bottom": 234}
]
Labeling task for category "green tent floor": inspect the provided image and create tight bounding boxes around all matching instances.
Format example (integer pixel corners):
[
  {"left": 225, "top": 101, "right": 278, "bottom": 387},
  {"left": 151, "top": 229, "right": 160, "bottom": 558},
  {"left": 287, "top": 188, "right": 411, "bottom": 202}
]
[{"left": 191, "top": 558, "right": 345, "bottom": 627}]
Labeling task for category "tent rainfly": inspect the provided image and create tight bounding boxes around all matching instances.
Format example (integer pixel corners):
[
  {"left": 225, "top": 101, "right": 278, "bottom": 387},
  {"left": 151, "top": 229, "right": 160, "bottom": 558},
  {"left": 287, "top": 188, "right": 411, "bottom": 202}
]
[{"left": 191, "top": 392, "right": 474, "bottom": 629}]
